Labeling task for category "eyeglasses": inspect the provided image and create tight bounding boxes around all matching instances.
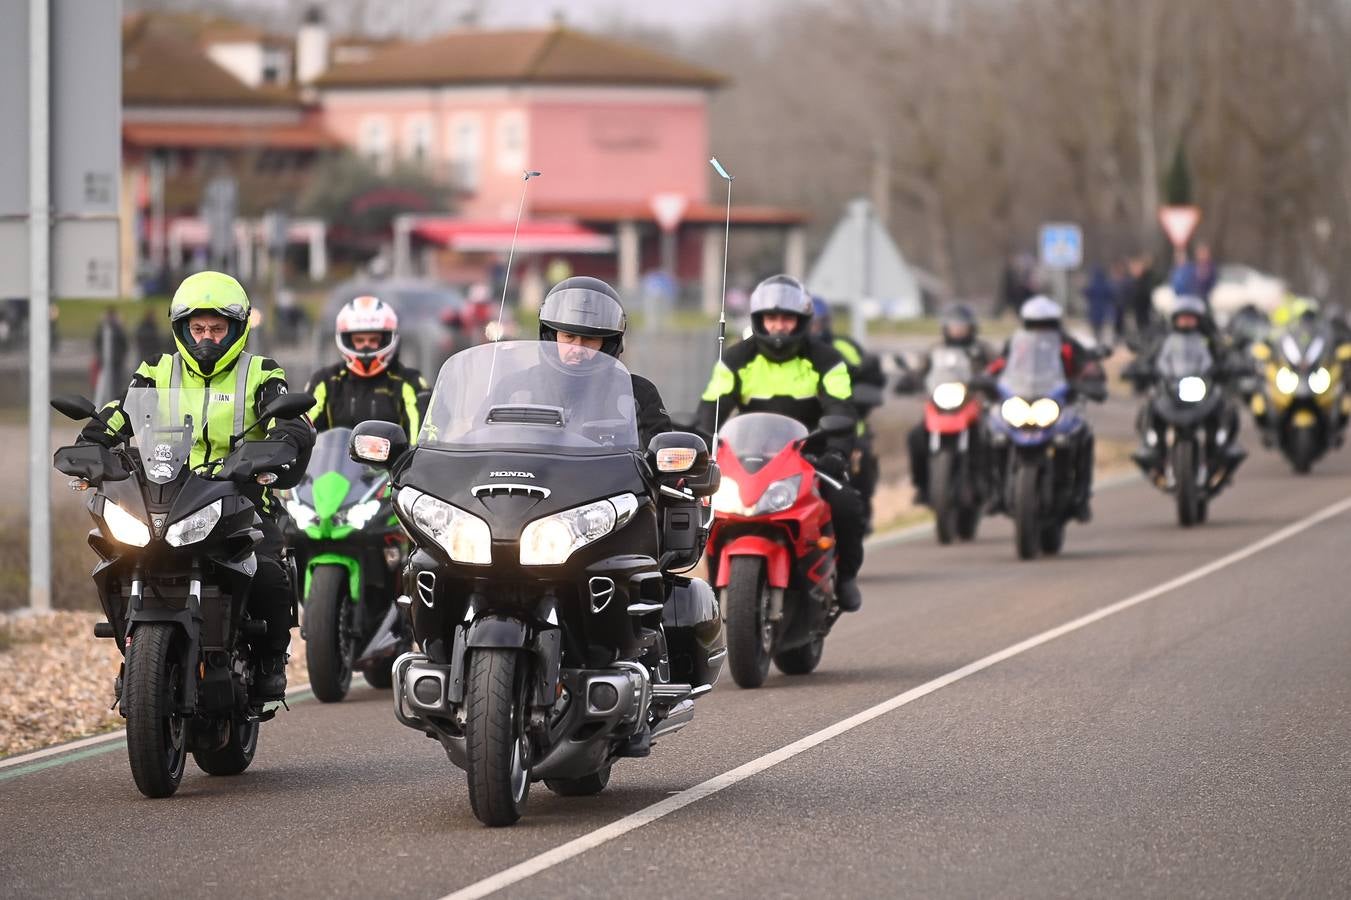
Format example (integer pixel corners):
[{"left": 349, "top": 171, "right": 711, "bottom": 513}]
[{"left": 188, "top": 323, "right": 229, "bottom": 339}]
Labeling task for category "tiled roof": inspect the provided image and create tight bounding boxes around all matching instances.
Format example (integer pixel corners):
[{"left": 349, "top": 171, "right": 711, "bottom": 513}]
[{"left": 316, "top": 26, "right": 725, "bottom": 89}]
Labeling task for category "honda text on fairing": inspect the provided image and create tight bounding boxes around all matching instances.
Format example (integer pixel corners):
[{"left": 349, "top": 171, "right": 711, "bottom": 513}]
[
  {"left": 1249, "top": 326, "right": 1351, "bottom": 473},
  {"left": 283, "top": 427, "right": 410, "bottom": 702},
  {"left": 51, "top": 387, "right": 313, "bottom": 798},
  {"left": 707, "top": 411, "right": 855, "bottom": 688},
  {"left": 350, "top": 341, "right": 723, "bottom": 827},
  {"left": 987, "top": 331, "right": 1101, "bottom": 560},
  {"left": 1128, "top": 332, "right": 1245, "bottom": 526}
]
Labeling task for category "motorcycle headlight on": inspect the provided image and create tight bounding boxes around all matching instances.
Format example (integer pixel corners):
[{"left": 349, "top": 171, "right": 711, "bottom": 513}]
[
  {"left": 284, "top": 498, "right": 317, "bottom": 530},
  {"left": 755, "top": 475, "right": 801, "bottom": 515},
  {"left": 165, "top": 499, "right": 222, "bottom": 547},
  {"left": 343, "top": 499, "right": 382, "bottom": 529},
  {"left": 931, "top": 382, "right": 967, "bottom": 411},
  {"left": 1309, "top": 366, "right": 1332, "bottom": 395},
  {"left": 712, "top": 478, "right": 747, "bottom": 516},
  {"left": 1029, "top": 398, "right": 1061, "bottom": 428},
  {"left": 1000, "top": 396, "right": 1032, "bottom": 427},
  {"left": 102, "top": 500, "right": 150, "bottom": 547},
  {"left": 397, "top": 488, "right": 491, "bottom": 565},
  {"left": 1177, "top": 376, "right": 1207, "bottom": 403},
  {"left": 519, "top": 494, "right": 638, "bottom": 566},
  {"left": 1275, "top": 366, "right": 1300, "bottom": 395}
]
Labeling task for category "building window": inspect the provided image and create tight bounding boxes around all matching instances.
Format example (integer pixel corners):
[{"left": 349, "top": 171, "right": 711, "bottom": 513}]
[
  {"left": 405, "top": 115, "right": 434, "bottom": 169},
  {"left": 495, "top": 110, "right": 525, "bottom": 174},
  {"left": 261, "top": 47, "right": 289, "bottom": 86},
  {"left": 360, "top": 116, "right": 391, "bottom": 173},
  {"left": 448, "top": 113, "right": 482, "bottom": 191}
]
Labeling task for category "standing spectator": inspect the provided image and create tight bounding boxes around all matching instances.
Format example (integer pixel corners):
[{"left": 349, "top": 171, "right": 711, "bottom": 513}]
[
  {"left": 134, "top": 307, "right": 163, "bottom": 361},
  {"left": 1110, "top": 258, "right": 1131, "bottom": 338},
  {"left": 1170, "top": 242, "right": 1219, "bottom": 303},
  {"left": 1126, "top": 253, "right": 1160, "bottom": 336},
  {"left": 1083, "top": 264, "right": 1118, "bottom": 345},
  {"left": 998, "top": 252, "right": 1035, "bottom": 318},
  {"left": 92, "top": 306, "right": 128, "bottom": 406}
]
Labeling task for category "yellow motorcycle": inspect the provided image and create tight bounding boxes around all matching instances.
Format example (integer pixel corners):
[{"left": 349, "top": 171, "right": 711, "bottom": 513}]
[{"left": 1248, "top": 328, "right": 1351, "bottom": 473}]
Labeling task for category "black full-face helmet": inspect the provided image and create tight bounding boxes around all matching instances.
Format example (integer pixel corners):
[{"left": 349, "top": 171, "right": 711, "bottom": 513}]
[
  {"left": 939, "top": 303, "right": 978, "bottom": 346},
  {"left": 538, "top": 276, "right": 628, "bottom": 358},
  {"left": 749, "top": 274, "right": 813, "bottom": 361}
]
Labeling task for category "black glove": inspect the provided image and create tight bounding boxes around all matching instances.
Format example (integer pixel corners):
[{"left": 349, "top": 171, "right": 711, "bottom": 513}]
[
  {"left": 815, "top": 449, "right": 849, "bottom": 479},
  {"left": 78, "top": 422, "right": 117, "bottom": 448}
]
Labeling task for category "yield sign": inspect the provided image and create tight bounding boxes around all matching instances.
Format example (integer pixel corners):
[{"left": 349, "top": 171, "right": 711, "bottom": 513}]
[
  {"left": 649, "top": 192, "right": 688, "bottom": 233},
  {"left": 1158, "top": 205, "right": 1202, "bottom": 249}
]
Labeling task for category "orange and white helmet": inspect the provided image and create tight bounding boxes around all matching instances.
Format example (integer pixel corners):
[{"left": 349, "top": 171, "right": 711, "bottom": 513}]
[{"left": 336, "top": 295, "right": 400, "bottom": 377}]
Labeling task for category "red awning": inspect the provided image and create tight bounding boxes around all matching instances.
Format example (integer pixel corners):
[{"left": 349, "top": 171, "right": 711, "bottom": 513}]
[
  {"left": 532, "top": 200, "right": 808, "bottom": 227},
  {"left": 123, "top": 121, "right": 339, "bottom": 150},
  {"left": 412, "top": 218, "right": 615, "bottom": 254}
]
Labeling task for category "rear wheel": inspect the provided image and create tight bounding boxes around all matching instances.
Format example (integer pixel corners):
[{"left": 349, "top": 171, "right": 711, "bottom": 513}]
[
  {"left": 929, "top": 449, "right": 957, "bottom": 545},
  {"left": 1288, "top": 427, "right": 1318, "bottom": 474},
  {"left": 724, "top": 557, "right": 772, "bottom": 689},
  {"left": 124, "top": 623, "right": 187, "bottom": 798},
  {"left": 465, "top": 648, "right": 532, "bottom": 827},
  {"left": 544, "top": 765, "right": 611, "bottom": 797},
  {"left": 774, "top": 635, "right": 825, "bottom": 675},
  {"left": 1013, "top": 463, "right": 1042, "bottom": 561},
  {"left": 1174, "top": 438, "right": 1202, "bottom": 527},
  {"left": 193, "top": 714, "right": 259, "bottom": 776},
  {"left": 305, "top": 565, "right": 354, "bottom": 703}
]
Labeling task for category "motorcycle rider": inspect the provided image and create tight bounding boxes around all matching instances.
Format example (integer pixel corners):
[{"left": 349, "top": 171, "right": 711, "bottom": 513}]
[
  {"left": 696, "top": 274, "right": 865, "bottom": 613},
  {"left": 306, "top": 295, "right": 429, "bottom": 439},
  {"left": 988, "top": 295, "right": 1106, "bottom": 520},
  {"left": 905, "top": 303, "right": 996, "bottom": 505},
  {"left": 77, "top": 271, "right": 315, "bottom": 700}
]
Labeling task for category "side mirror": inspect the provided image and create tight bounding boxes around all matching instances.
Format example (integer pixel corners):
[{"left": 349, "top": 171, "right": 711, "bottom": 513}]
[
  {"left": 260, "top": 392, "right": 315, "bottom": 422},
  {"left": 648, "top": 431, "right": 710, "bottom": 478},
  {"left": 818, "top": 414, "right": 856, "bottom": 437},
  {"left": 51, "top": 394, "right": 99, "bottom": 422},
  {"left": 350, "top": 420, "right": 409, "bottom": 471}
]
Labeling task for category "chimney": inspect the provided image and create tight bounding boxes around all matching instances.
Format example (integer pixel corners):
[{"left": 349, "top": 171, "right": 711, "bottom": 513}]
[{"left": 296, "top": 4, "right": 329, "bottom": 86}]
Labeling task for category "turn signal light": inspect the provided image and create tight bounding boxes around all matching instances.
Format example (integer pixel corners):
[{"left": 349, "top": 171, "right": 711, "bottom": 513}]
[
  {"left": 817, "top": 537, "right": 835, "bottom": 550},
  {"left": 354, "top": 434, "right": 391, "bottom": 462},
  {"left": 656, "top": 447, "right": 697, "bottom": 472}
]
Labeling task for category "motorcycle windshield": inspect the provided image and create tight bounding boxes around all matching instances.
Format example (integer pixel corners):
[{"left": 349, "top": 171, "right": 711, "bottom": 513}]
[
  {"left": 999, "top": 330, "right": 1067, "bottom": 398},
  {"left": 1156, "top": 333, "right": 1214, "bottom": 381},
  {"left": 720, "top": 412, "right": 808, "bottom": 473},
  {"left": 1278, "top": 327, "right": 1328, "bottom": 369},
  {"left": 925, "top": 346, "right": 974, "bottom": 393},
  {"left": 420, "top": 340, "right": 640, "bottom": 455},
  {"left": 122, "top": 386, "right": 207, "bottom": 484},
  {"left": 295, "top": 427, "right": 381, "bottom": 510}
]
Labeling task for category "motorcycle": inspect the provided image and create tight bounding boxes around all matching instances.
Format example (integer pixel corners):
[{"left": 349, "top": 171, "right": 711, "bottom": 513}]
[
  {"left": 1249, "top": 327, "right": 1351, "bottom": 473},
  {"left": 282, "top": 427, "right": 409, "bottom": 702},
  {"left": 51, "top": 387, "right": 313, "bottom": 798},
  {"left": 919, "top": 346, "right": 990, "bottom": 544},
  {"left": 707, "top": 411, "right": 854, "bottom": 688},
  {"left": 1128, "top": 333, "right": 1244, "bottom": 526},
  {"left": 987, "top": 331, "right": 1103, "bottom": 560},
  {"left": 351, "top": 341, "right": 723, "bottom": 827}
]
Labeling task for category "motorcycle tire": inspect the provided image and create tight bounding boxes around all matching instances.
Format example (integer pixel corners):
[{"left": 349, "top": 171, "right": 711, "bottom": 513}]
[
  {"left": 956, "top": 503, "right": 981, "bottom": 541},
  {"left": 725, "top": 556, "right": 772, "bottom": 689},
  {"left": 929, "top": 448, "right": 957, "bottom": 545},
  {"left": 305, "top": 565, "right": 354, "bottom": 703},
  {"left": 1013, "top": 464, "right": 1041, "bottom": 561},
  {"left": 545, "top": 765, "right": 612, "bottom": 797},
  {"left": 124, "top": 623, "right": 187, "bottom": 798},
  {"left": 193, "top": 714, "right": 259, "bottom": 776},
  {"left": 774, "top": 635, "right": 825, "bottom": 676},
  {"left": 465, "top": 648, "right": 532, "bottom": 827},
  {"left": 1174, "top": 439, "right": 1202, "bottom": 527},
  {"left": 1288, "top": 428, "right": 1318, "bottom": 475},
  {"left": 1040, "top": 521, "right": 1066, "bottom": 555},
  {"left": 363, "top": 656, "right": 395, "bottom": 690}
]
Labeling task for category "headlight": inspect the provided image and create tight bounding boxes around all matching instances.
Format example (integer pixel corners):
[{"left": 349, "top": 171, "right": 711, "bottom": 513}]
[
  {"left": 343, "top": 499, "right": 382, "bottom": 529},
  {"left": 931, "top": 382, "right": 966, "bottom": 411},
  {"left": 711, "top": 478, "right": 748, "bottom": 516},
  {"left": 1177, "top": 376, "right": 1208, "bottom": 403},
  {"left": 1000, "top": 396, "right": 1032, "bottom": 427},
  {"left": 1030, "top": 398, "right": 1060, "bottom": 428},
  {"left": 397, "top": 488, "right": 491, "bottom": 565},
  {"left": 284, "top": 499, "right": 316, "bottom": 530},
  {"left": 1276, "top": 366, "right": 1299, "bottom": 395},
  {"left": 519, "top": 494, "right": 637, "bottom": 566},
  {"left": 165, "top": 499, "right": 222, "bottom": 547},
  {"left": 754, "top": 475, "right": 801, "bottom": 515},
  {"left": 1309, "top": 367, "right": 1332, "bottom": 395},
  {"left": 102, "top": 500, "right": 150, "bottom": 547}
]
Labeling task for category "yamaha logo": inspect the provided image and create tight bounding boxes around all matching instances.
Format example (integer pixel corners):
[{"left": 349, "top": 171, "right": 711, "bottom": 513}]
[{"left": 490, "top": 471, "right": 535, "bottom": 478}]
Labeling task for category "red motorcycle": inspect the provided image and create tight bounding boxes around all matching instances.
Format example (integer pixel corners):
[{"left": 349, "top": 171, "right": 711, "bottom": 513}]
[
  {"left": 707, "top": 412, "right": 852, "bottom": 688},
  {"left": 920, "top": 347, "right": 990, "bottom": 544}
]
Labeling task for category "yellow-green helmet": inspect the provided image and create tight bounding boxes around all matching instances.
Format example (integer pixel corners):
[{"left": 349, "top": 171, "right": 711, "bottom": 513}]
[{"left": 169, "top": 271, "right": 251, "bottom": 377}]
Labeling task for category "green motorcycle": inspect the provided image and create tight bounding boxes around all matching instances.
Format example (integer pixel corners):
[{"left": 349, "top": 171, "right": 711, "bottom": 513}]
[{"left": 283, "top": 426, "right": 409, "bottom": 702}]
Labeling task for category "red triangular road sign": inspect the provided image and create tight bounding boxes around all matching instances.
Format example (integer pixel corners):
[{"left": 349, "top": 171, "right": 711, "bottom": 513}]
[
  {"left": 1158, "top": 205, "right": 1202, "bottom": 249},
  {"left": 650, "top": 192, "right": 688, "bottom": 233}
]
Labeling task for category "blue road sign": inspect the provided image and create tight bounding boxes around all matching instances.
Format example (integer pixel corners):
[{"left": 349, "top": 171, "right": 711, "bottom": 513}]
[{"left": 1038, "top": 222, "right": 1083, "bottom": 270}]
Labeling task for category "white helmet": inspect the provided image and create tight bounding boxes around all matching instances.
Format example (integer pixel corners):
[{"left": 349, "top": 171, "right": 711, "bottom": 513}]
[
  {"left": 335, "top": 295, "right": 400, "bottom": 377},
  {"left": 1019, "top": 295, "right": 1063, "bottom": 328}
]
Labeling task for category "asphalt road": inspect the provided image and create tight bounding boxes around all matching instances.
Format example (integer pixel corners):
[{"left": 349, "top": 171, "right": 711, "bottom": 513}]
[{"left": 4, "top": 426, "right": 1351, "bottom": 898}]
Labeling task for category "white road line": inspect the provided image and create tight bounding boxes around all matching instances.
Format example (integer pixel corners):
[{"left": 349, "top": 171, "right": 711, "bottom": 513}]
[
  {"left": 0, "top": 681, "right": 313, "bottom": 772},
  {"left": 441, "top": 493, "right": 1351, "bottom": 900}
]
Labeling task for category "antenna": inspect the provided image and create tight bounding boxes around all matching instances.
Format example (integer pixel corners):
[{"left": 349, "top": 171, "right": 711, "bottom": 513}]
[
  {"left": 708, "top": 157, "right": 734, "bottom": 457},
  {"left": 491, "top": 170, "right": 542, "bottom": 342}
]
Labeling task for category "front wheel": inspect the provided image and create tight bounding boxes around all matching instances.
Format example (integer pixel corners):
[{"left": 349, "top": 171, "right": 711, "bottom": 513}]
[
  {"left": 1288, "top": 427, "right": 1318, "bottom": 474},
  {"left": 193, "top": 715, "right": 259, "bottom": 776},
  {"left": 929, "top": 448, "right": 957, "bottom": 545},
  {"left": 363, "top": 656, "right": 395, "bottom": 690},
  {"left": 1174, "top": 438, "right": 1202, "bottom": 527},
  {"left": 545, "top": 765, "right": 611, "bottom": 797},
  {"left": 124, "top": 623, "right": 188, "bottom": 798},
  {"left": 1013, "top": 463, "right": 1042, "bottom": 561},
  {"left": 774, "top": 635, "right": 824, "bottom": 675},
  {"left": 305, "top": 565, "right": 354, "bottom": 703},
  {"left": 465, "top": 648, "right": 532, "bottom": 827},
  {"left": 724, "top": 556, "right": 772, "bottom": 689}
]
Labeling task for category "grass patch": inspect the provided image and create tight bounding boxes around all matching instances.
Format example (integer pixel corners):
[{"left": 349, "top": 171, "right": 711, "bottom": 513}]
[{"left": 0, "top": 509, "right": 101, "bottom": 614}]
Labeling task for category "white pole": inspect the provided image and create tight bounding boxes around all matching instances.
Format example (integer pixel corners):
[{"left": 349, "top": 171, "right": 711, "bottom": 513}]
[{"left": 28, "top": 0, "right": 51, "bottom": 613}]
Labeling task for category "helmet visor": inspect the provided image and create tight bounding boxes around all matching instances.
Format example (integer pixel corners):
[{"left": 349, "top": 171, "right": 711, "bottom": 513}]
[
  {"left": 170, "top": 300, "right": 248, "bottom": 323},
  {"left": 750, "top": 282, "right": 812, "bottom": 318},
  {"left": 539, "top": 288, "right": 626, "bottom": 337}
]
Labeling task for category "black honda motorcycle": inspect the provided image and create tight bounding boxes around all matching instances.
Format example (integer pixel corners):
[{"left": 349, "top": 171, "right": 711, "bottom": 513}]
[
  {"left": 351, "top": 341, "right": 723, "bottom": 827},
  {"left": 51, "top": 387, "right": 312, "bottom": 798}
]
